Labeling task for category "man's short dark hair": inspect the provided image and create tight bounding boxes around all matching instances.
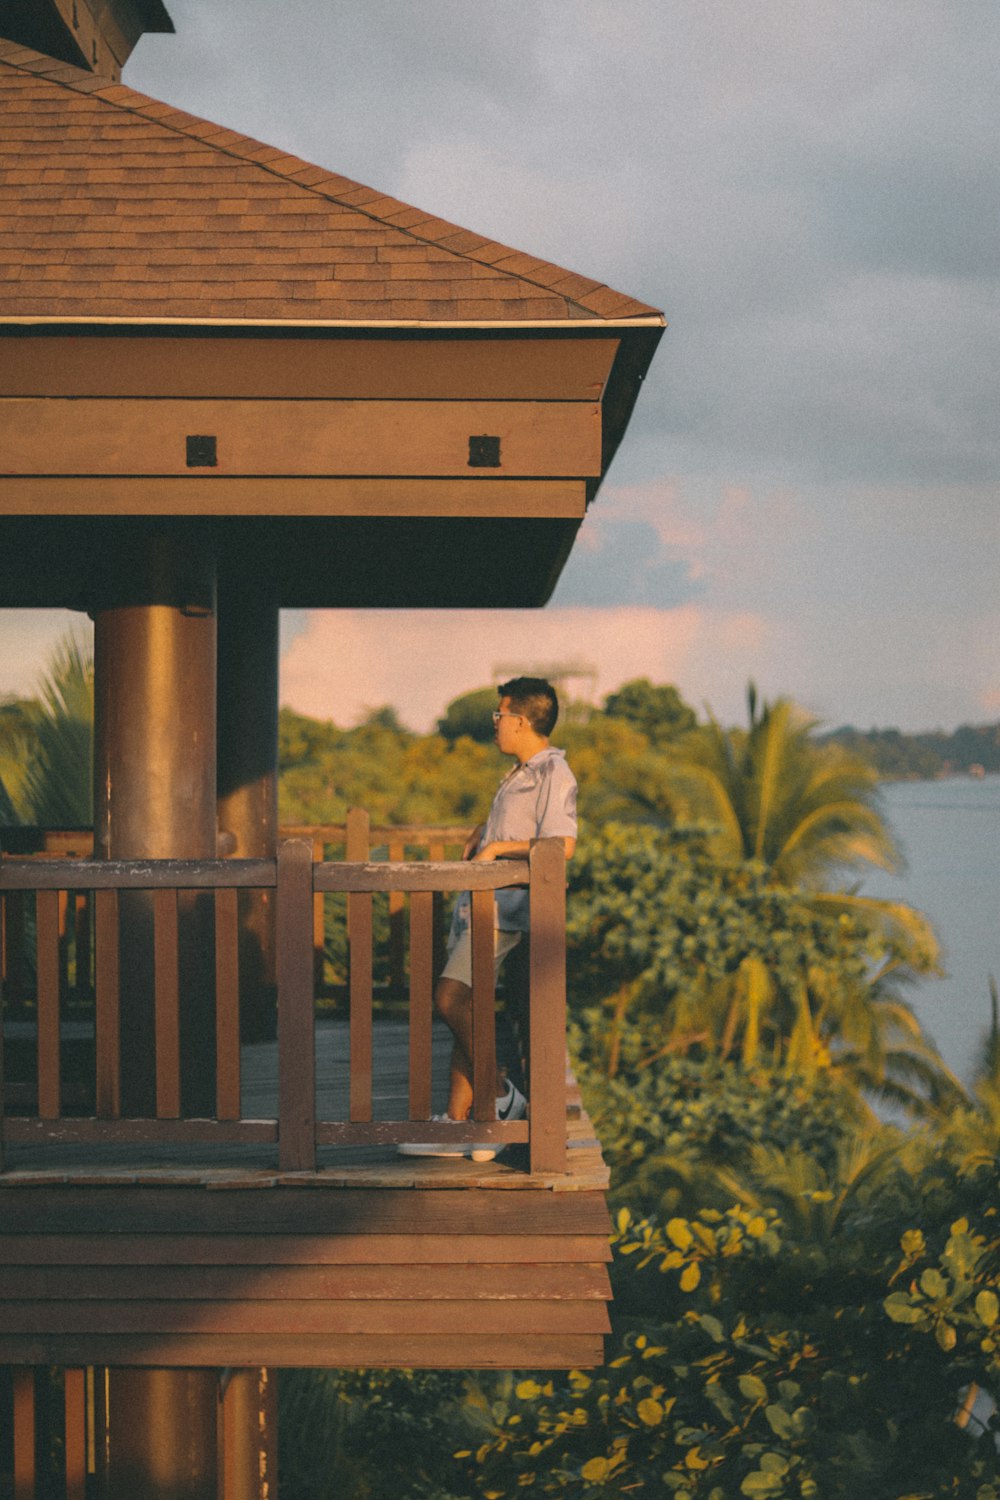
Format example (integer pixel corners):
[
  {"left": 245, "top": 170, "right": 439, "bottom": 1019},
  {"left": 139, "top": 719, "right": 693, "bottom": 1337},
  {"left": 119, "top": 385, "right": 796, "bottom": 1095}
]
[{"left": 498, "top": 677, "right": 559, "bottom": 736}]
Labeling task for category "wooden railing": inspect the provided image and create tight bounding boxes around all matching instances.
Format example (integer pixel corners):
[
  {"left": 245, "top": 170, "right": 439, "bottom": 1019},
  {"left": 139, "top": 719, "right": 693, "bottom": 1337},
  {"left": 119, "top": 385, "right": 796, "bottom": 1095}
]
[
  {"left": 0, "top": 817, "right": 568, "bottom": 1174},
  {"left": 0, "top": 821, "right": 475, "bottom": 1001}
]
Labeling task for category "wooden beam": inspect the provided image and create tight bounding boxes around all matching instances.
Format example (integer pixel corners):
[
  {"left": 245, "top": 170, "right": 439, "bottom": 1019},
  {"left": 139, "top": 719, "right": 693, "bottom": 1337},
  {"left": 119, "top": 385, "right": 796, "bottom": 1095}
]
[
  {"left": 0, "top": 399, "right": 601, "bottom": 477},
  {"left": 0, "top": 336, "right": 620, "bottom": 401},
  {"left": 0, "top": 1299, "right": 610, "bottom": 1336},
  {"left": 0, "top": 1263, "right": 611, "bottom": 1302},
  {"left": 0, "top": 476, "right": 587, "bottom": 518},
  {"left": 0, "top": 1187, "right": 612, "bottom": 1236},
  {"left": 0, "top": 1233, "right": 613, "bottom": 1265},
  {"left": 0, "top": 1332, "right": 607, "bottom": 1370}
]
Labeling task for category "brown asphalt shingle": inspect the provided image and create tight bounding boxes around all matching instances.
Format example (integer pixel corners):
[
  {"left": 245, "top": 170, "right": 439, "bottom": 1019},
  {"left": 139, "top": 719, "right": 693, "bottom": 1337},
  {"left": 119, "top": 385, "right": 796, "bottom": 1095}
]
[{"left": 0, "top": 39, "right": 663, "bottom": 325}]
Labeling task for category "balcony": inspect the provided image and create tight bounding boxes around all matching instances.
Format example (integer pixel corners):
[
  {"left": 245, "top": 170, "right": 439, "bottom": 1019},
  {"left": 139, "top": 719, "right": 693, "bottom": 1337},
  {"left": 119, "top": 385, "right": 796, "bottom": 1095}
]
[{"left": 0, "top": 815, "right": 611, "bottom": 1373}]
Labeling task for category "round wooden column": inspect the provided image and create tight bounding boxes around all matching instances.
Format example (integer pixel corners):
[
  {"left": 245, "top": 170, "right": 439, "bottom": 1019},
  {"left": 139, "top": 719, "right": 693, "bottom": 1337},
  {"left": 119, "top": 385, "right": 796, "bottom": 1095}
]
[
  {"left": 217, "top": 586, "right": 279, "bottom": 1041},
  {"left": 93, "top": 532, "right": 218, "bottom": 1116},
  {"left": 91, "top": 531, "right": 220, "bottom": 1500}
]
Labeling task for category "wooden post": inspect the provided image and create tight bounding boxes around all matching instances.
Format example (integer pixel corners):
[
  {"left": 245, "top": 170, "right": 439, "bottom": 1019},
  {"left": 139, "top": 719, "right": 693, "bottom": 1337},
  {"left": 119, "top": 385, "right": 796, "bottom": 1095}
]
[
  {"left": 277, "top": 838, "right": 316, "bottom": 1170},
  {"left": 528, "top": 839, "right": 567, "bottom": 1173},
  {"left": 217, "top": 589, "right": 279, "bottom": 1044},
  {"left": 94, "top": 889, "right": 121, "bottom": 1119},
  {"left": 64, "top": 1368, "right": 87, "bottom": 1500},
  {"left": 12, "top": 1367, "right": 35, "bottom": 1500},
  {"left": 408, "top": 890, "right": 434, "bottom": 1118},
  {"left": 218, "top": 1368, "right": 276, "bottom": 1500},
  {"left": 470, "top": 888, "right": 497, "bottom": 1122},
  {"left": 346, "top": 808, "right": 373, "bottom": 1122},
  {"left": 36, "top": 889, "right": 61, "bottom": 1120},
  {"left": 215, "top": 887, "right": 241, "bottom": 1120},
  {"left": 153, "top": 887, "right": 181, "bottom": 1120},
  {"left": 388, "top": 837, "right": 405, "bottom": 996}
]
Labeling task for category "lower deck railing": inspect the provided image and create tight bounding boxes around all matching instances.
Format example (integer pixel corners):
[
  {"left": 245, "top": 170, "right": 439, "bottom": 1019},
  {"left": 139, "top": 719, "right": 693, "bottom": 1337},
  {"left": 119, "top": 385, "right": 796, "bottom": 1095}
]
[{"left": 0, "top": 814, "right": 568, "bottom": 1174}]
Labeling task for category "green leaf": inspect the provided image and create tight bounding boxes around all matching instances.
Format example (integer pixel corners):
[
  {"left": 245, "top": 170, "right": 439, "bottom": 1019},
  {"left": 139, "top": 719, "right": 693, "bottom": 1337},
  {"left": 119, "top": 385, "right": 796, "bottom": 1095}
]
[
  {"left": 764, "top": 1405, "right": 794, "bottom": 1440},
  {"left": 935, "top": 1321, "right": 957, "bottom": 1352},
  {"left": 667, "top": 1218, "right": 694, "bottom": 1251},
  {"left": 741, "top": 1472, "right": 782, "bottom": 1497},
  {"left": 760, "top": 1453, "right": 790, "bottom": 1475},
  {"left": 884, "top": 1292, "right": 924, "bottom": 1325},
  {"left": 976, "top": 1290, "right": 999, "bottom": 1328},
  {"left": 738, "top": 1374, "right": 768, "bottom": 1403},
  {"left": 919, "top": 1267, "right": 947, "bottom": 1299}
]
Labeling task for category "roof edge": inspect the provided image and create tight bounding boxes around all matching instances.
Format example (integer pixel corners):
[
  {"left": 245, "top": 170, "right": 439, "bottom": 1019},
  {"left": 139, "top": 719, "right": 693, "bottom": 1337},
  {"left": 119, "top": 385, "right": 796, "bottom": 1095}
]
[{"left": 0, "top": 314, "right": 667, "bottom": 332}]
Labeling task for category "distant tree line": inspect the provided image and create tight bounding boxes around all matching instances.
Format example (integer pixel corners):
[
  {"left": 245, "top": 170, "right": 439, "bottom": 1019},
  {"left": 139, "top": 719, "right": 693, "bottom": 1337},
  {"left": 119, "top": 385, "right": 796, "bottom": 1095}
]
[{"left": 820, "top": 721, "right": 1000, "bottom": 779}]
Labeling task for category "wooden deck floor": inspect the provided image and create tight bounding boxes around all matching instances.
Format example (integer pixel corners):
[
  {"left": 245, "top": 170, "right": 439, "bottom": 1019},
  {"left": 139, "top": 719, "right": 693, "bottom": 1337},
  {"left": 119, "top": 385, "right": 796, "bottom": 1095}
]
[{"left": 1, "top": 1019, "right": 608, "bottom": 1192}]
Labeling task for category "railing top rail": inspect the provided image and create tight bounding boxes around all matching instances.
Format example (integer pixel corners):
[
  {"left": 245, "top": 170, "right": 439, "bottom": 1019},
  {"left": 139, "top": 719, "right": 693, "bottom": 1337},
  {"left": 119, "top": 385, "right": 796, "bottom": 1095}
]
[
  {"left": 312, "top": 858, "right": 530, "bottom": 893},
  {"left": 282, "top": 823, "right": 474, "bottom": 844},
  {"left": 0, "top": 857, "right": 277, "bottom": 891}
]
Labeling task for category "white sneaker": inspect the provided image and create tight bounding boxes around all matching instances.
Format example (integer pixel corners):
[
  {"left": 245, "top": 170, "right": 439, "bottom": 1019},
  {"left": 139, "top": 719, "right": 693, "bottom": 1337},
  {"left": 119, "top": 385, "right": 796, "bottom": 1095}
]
[
  {"left": 471, "top": 1082, "right": 527, "bottom": 1163},
  {"left": 397, "top": 1114, "right": 469, "bottom": 1157}
]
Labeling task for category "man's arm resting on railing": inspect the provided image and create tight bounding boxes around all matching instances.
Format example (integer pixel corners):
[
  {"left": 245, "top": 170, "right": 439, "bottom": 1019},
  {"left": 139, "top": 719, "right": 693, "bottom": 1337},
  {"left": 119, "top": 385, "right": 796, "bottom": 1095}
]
[{"left": 471, "top": 837, "right": 575, "bottom": 863}]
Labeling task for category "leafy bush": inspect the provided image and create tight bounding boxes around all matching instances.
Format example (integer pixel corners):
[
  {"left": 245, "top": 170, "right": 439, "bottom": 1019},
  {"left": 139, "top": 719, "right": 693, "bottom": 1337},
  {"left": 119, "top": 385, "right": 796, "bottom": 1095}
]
[{"left": 459, "top": 1178, "right": 1000, "bottom": 1498}]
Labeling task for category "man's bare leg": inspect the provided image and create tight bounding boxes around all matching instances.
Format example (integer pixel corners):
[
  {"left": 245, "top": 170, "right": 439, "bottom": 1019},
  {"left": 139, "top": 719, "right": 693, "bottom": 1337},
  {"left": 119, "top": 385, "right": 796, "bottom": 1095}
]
[{"left": 434, "top": 975, "right": 505, "bottom": 1120}]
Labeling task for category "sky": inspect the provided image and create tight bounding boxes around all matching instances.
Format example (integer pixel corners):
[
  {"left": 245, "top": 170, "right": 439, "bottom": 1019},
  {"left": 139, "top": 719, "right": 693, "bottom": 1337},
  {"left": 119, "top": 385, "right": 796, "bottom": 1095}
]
[{"left": 4, "top": 0, "right": 999, "bottom": 733}]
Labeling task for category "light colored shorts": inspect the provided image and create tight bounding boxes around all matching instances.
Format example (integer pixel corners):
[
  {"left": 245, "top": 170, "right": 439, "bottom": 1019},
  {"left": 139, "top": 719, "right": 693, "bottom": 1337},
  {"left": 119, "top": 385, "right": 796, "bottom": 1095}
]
[{"left": 441, "top": 927, "right": 521, "bottom": 987}]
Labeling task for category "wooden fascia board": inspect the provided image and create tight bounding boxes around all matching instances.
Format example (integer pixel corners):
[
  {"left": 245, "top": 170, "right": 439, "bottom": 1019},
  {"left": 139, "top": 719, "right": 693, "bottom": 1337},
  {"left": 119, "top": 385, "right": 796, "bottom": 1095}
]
[{"left": 0, "top": 477, "right": 587, "bottom": 520}]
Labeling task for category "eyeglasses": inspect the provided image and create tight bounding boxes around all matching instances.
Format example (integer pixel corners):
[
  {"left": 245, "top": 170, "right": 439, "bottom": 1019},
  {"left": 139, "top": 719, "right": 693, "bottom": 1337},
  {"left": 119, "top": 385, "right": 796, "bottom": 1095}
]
[{"left": 492, "top": 711, "right": 522, "bottom": 725}]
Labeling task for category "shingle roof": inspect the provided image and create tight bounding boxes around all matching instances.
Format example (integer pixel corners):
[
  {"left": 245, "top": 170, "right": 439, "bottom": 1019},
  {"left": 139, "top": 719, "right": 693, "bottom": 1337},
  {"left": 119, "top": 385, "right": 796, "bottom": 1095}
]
[{"left": 0, "top": 39, "right": 663, "bottom": 325}]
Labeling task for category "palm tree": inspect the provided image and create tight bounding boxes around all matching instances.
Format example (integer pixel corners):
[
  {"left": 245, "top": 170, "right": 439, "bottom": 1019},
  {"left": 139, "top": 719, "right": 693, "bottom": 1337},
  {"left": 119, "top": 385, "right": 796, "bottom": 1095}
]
[
  {"left": 666, "top": 684, "right": 899, "bottom": 886},
  {"left": 939, "top": 979, "right": 1000, "bottom": 1168},
  {"left": 653, "top": 685, "right": 952, "bottom": 1111},
  {"left": 18, "top": 633, "right": 94, "bottom": 826}
]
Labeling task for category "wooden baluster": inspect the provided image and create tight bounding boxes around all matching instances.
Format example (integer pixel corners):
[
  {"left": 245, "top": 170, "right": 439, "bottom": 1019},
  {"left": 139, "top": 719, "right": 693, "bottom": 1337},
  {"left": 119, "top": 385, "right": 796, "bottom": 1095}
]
[
  {"left": 64, "top": 1368, "right": 87, "bottom": 1500},
  {"left": 95, "top": 888, "right": 121, "bottom": 1119},
  {"left": 408, "top": 890, "right": 434, "bottom": 1118},
  {"left": 0, "top": 905, "right": 5, "bottom": 1173},
  {"left": 347, "top": 808, "right": 373, "bottom": 1122},
  {"left": 215, "top": 886, "right": 241, "bottom": 1120},
  {"left": 388, "top": 838, "right": 405, "bottom": 997},
  {"left": 429, "top": 840, "right": 446, "bottom": 981},
  {"left": 5, "top": 891, "right": 27, "bottom": 1003},
  {"left": 13, "top": 1367, "right": 35, "bottom": 1500},
  {"left": 36, "top": 889, "right": 61, "bottom": 1120},
  {"left": 74, "top": 891, "right": 91, "bottom": 1000},
  {"left": 57, "top": 886, "right": 70, "bottom": 1005},
  {"left": 153, "top": 887, "right": 181, "bottom": 1119},
  {"left": 470, "top": 888, "right": 496, "bottom": 1123},
  {"left": 312, "top": 837, "right": 325, "bottom": 992},
  {"left": 277, "top": 839, "right": 316, "bottom": 1170},
  {"left": 528, "top": 839, "right": 567, "bottom": 1173}
]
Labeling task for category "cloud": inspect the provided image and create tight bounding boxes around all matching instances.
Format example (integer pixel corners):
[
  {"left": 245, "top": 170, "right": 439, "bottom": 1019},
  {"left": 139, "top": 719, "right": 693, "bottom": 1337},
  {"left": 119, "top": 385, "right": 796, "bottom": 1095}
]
[{"left": 278, "top": 604, "right": 776, "bottom": 732}]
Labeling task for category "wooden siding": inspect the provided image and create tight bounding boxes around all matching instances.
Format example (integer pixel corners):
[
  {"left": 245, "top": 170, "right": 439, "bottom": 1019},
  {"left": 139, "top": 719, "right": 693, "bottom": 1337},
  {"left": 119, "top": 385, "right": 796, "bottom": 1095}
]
[
  {"left": 0, "top": 1186, "right": 612, "bottom": 1369},
  {"left": 0, "top": 398, "right": 601, "bottom": 478},
  {"left": 0, "top": 335, "right": 620, "bottom": 401}
]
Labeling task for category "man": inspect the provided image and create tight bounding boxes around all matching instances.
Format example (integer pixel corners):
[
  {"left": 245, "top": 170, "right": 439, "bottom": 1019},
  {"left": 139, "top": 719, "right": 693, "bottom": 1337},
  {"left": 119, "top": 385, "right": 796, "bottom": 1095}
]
[{"left": 399, "top": 677, "right": 577, "bottom": 1160}]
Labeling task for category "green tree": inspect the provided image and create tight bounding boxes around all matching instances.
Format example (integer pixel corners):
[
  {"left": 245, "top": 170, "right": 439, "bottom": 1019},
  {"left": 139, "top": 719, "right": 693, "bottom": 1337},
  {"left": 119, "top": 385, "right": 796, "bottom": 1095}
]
[
  {"left": 602, "top": 677, "right": 697, "bottom": 743},
  {"left": 567, "top": 823, "right": 949, "bottom": 1114},
  {"left": 436, "top": 686, "right": 499, "bottom": 745},
  {"left": 667, "top": 685, "right": 899, "bottom": 886}
]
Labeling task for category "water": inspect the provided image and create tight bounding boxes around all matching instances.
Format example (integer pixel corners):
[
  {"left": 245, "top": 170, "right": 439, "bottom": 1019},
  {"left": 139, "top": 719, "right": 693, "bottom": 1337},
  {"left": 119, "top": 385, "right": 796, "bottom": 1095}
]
[{"left": 858, "top": 777, "right": 1000, "bottom": 1085}]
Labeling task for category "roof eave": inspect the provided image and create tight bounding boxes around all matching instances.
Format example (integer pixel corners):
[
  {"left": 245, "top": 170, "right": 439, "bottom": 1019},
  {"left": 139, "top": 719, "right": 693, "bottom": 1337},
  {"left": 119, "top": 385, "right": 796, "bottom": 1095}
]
[{"left": 0, "top": 314, "right": 665, "bottom": 332}]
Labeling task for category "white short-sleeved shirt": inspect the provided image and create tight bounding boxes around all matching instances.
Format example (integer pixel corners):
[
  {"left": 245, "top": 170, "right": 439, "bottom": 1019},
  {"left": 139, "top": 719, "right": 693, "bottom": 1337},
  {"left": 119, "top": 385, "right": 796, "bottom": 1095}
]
[{"left": 450, "top": 746, "right": 577, "bottom": 937}]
